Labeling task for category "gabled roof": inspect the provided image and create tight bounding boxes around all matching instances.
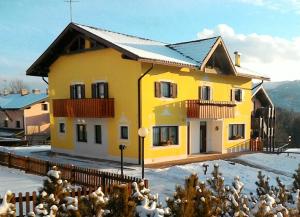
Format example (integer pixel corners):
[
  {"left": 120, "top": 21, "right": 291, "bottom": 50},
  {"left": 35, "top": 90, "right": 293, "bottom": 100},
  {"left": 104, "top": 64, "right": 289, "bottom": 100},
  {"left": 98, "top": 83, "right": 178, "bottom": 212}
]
[
  {"left": 0, "top": 93, "right": 48, "bottom": 110},
  {"left": 236, "top": 66, "right": 270, "bottom": 81},
  {"left": 26, "top": 23, "right": 269, "bottom": 80},
  {"left": 252, "top": 85, "right": 274, "bottom": 107}
]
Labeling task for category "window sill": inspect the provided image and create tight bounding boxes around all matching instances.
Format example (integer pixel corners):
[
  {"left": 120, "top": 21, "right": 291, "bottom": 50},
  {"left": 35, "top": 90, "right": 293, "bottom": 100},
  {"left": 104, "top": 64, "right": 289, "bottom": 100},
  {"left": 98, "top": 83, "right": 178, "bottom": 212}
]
[
  {"left": 152, "top": 144, "right": 180, "bottom": 149},
  {"left": 228, "top": 138, "right": 245, "bottom": 142}
]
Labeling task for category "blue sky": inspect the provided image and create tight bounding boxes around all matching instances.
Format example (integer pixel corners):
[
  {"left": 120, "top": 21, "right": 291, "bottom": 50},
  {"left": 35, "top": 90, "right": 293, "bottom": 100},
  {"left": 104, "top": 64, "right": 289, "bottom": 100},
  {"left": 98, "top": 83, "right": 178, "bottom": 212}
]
[{"left": 1, "top": 0, "right": 300, "bottom": 90}]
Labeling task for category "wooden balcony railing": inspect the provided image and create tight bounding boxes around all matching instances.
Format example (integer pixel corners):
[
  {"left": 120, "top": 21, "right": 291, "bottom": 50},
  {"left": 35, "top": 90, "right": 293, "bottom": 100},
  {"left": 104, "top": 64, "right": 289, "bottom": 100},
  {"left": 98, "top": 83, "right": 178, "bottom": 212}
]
[
  {"left": 187, "top": 100, "right": 236, "bottom": 119},
  {"left": 53, "top": 98, "right": 114, "bottom": 118}
]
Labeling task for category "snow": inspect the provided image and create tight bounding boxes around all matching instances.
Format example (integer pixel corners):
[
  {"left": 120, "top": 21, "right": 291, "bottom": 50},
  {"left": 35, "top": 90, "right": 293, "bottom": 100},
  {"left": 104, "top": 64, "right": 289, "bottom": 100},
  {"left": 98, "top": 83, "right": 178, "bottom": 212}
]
[
  {"left": 0, "top": 166, "right": 43, "bottom": 197},
  {"left": 0, "top": 145, "right": 299, "bottom": 206},
  {"left": 286, "top": 148, "right": 300, "bottom": 153}
]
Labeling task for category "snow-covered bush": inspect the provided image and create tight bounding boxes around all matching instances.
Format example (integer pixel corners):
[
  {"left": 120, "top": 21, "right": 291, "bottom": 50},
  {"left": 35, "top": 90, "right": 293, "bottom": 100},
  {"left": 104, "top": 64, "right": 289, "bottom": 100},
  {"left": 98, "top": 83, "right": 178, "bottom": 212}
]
[{"left": 1, "top": 165, "right": 300, "bottom": 217}]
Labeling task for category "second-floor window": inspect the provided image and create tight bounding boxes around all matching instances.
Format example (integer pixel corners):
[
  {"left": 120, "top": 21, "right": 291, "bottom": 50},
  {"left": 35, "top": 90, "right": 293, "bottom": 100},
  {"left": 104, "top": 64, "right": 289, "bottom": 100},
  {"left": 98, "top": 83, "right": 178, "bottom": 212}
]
[
  {"left": 154, "top": 81, "right": 177, "bottom": 98},
  {"left": 92, "top": 82, "right": 108, "bottom": 99},
  {"left": 232, "top": 89, "right": 243, "bottom": 102},
  {"left": 41, "top": 103, "right": 48, "bottom": 111},
  {"left": 199, "top": 86, "right": 212, "bottom": 100},
  {"left": 70, "top": 84, "right": 85, "bottom": 99}
]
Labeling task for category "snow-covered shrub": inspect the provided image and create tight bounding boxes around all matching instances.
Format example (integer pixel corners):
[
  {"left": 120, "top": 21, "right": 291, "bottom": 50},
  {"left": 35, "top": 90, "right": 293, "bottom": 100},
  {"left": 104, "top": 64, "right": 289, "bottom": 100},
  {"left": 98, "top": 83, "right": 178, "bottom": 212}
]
[{"left": 0, "top": 191, "right": 16, "bottom": 217}]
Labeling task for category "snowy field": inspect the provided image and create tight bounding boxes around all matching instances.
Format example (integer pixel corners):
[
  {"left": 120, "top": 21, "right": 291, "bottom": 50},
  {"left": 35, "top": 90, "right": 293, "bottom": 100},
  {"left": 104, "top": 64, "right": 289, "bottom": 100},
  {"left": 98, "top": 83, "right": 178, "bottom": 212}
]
[{"left": 0, "top": 145, "right": 299, "bottom": 203}]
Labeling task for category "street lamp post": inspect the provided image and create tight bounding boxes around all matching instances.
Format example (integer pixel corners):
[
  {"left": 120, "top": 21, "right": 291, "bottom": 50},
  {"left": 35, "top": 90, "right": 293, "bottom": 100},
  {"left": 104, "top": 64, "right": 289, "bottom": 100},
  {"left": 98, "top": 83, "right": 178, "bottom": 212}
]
[
  {"left": 138, "top": 127, "right": 148, "bottom": 179},
  {"left": 119, "top": 144, "right": 126, "bottom": 178}
]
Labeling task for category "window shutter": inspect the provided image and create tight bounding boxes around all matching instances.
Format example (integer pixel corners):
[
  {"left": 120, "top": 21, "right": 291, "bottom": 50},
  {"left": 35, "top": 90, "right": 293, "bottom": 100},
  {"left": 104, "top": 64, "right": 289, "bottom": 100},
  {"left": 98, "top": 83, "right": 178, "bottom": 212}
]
[
  {"left": 154, "top": 82, "right": 161, "bottom": 98},
  {"left": 70, "top": 85, "right": 74, "bottom": 99},
  {"left": 240, "top": 89, "right": 244, "bottom": 102},
  {"left": 104, "top": 83, "right": 109, "bottom": 98},
  {"left": 230, "top": 89, "right": 234, "bottom": 101},
  {"left": 81, "top": 84, "right": 85, "bottom": 99},
  {"left": 198, "top": 86, "right": 202, "bottom": 100},
  {"left": 171, "top": 83, "right": 177, "bottom": 98},
  {"left": 91, "top": 83, "right": 96, "bottom": 98},
  {"left": 209, "top": 87, "right": 213, "bottom": 100}
]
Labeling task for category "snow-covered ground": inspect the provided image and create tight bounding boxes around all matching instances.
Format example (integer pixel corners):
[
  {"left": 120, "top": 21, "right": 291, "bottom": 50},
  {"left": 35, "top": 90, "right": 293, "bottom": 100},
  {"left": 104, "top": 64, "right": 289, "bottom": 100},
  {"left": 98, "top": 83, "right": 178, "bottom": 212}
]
[
  {"left": 0, "top": 166, "right": 43, "bottom": 197},
  {"left": 0, "top": 145, "right": 299, "bottom": 203}
]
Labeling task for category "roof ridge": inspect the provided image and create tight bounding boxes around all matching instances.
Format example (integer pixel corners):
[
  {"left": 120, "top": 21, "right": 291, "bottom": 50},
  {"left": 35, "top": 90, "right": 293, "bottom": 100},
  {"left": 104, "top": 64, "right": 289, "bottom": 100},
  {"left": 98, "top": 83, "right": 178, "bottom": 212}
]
[
  {"left": 73, "top": 22, "right": 166, "bottom": 44},
  {"left": 167, "top": 36, "right": 220, "bottom": 46}
]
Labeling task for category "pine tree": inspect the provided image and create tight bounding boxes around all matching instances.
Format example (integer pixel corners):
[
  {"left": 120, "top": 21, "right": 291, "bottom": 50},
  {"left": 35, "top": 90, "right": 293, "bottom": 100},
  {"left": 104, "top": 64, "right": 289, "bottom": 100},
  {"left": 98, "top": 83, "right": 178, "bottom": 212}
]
[
  {"left": 293, "top": 164, "right": 300, "bottom": 191},
  {"left": 255, "top": 171, "right": 271, "bottom": 196}
]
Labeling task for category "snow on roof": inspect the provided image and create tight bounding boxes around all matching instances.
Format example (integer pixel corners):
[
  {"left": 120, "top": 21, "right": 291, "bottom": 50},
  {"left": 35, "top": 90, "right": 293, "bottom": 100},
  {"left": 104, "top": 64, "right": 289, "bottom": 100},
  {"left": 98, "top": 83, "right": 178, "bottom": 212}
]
[
  {"left": 235, "top": 66, "right": 270, "bottom": 81},
  {"left": 76, "top": 24, "right": 200, "bottom": 67},
  {"left": 0, "top": 93, "right": 48, "bottom": 110}
]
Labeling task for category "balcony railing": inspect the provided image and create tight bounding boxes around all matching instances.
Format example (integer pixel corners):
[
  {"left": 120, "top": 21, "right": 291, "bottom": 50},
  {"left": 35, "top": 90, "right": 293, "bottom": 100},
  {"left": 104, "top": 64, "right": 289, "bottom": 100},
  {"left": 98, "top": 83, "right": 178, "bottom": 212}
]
[
  {"left": 53, "top": 98, "right": 114, "bottom": 118},
  {"left": 186, "top": 100, "right": 236, "bottom": 119}
]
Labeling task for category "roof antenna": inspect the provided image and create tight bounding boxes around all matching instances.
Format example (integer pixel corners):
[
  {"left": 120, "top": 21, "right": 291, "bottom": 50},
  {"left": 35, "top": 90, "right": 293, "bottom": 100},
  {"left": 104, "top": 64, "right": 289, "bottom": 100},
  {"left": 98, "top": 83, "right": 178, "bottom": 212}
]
[{"left": 64, "top": 0, "right": 79, "bottom": 22}]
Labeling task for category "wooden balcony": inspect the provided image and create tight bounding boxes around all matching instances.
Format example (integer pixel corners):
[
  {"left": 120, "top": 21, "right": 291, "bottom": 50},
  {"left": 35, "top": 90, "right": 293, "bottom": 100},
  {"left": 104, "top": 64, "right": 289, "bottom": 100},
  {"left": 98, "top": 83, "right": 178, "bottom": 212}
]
[
  {"left": 186, "top": 100, "right": 236, "bottom": 119},
  {"left": 53, "top": 98, "right": 114, "bottom": 118}
]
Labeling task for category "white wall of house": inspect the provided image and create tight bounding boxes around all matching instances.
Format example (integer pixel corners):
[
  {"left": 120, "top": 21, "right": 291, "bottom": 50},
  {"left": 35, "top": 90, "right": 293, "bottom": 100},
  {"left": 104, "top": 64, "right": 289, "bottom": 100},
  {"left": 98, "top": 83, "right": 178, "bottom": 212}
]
[
  {"left": 189, "top": 119, "right": 223, "bottom": 154},
  {"left": 72, "top": 118, "right": 109, "bottom": 159}
]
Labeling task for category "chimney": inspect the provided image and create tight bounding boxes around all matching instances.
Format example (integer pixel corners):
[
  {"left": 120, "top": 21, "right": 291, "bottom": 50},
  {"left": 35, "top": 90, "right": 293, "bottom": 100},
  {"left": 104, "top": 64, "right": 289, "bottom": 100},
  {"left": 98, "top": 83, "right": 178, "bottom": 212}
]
[
  {"left": 20, "top": 89, "right": 29, "bottom": 96},
  {"left": 234, "top": 51, "right": 241, "bottom": 67},
  {"left": 32, "top": 89, "right": 41, "bottom": 94}
]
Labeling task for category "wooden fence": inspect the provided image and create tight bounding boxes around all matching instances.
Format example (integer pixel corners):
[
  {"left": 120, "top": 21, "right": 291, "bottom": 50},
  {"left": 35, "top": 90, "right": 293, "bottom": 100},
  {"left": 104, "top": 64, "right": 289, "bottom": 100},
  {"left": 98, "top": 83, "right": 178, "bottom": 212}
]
[
  {"left": 0, "top": 151, "right": 147, "bottom": 192},
  {"left": 0, "top": 186, "right": 128, "bottom": 217}
]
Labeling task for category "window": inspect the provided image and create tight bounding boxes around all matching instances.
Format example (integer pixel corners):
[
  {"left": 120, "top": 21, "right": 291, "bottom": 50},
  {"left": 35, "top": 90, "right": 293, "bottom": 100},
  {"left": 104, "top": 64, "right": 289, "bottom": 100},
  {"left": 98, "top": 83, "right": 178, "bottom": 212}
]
[
  {"left": 120, "top": 126, "right": 128, "bottom": 140},
  {"left": 70, "top": 84, "right": 85, "bottom": 99},
  {"left": 77, "top": 124, "right": 87, "bottom": 142},
  {"left": 154, "top": 81, "right": 177, "bottom": 98},
  {"left": 3, "top": 120, "right": 8, "bottom": 128},
  {"left": 229, "top": 124, "right": 245, "bottom": 140},
  {"left": 92, "top": 82, "right": 108, "bottom": 99},
  {"left": 232, "top": 89, "right": 243, "bottom": 102},
  {"left": 199, "top": 86, "right": 212, "bottom": 100},
  {"left": 67, "top": 36, "right": 85, "bottom": 53},
  {"left": 16, "top": 121, "right": 21, "bottom": 128},
  {"left": 153, "top": 126, "right": 178, "bottom": 146},
  {"left": 95, "top": 125, "right": 102, "bottom": 144},
  {"left": 41, "top": 103, "right": 48, "bottom": 111},
  {"left": 59, "top": 123, "right": 65, "bottom": 133}
]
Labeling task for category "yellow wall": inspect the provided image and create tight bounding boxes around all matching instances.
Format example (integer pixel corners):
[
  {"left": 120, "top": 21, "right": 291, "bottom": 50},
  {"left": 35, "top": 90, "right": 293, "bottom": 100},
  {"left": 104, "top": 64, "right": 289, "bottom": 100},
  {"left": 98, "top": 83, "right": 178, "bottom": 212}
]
[
  {"left": 48, "top": 48, "right": 142, "bottom": 160},
  {"left": 48, "top": 47, "right": 252, "bottom": 163},
  {"left": 140, "top": 63, "right": 252, "bottom": 162}
]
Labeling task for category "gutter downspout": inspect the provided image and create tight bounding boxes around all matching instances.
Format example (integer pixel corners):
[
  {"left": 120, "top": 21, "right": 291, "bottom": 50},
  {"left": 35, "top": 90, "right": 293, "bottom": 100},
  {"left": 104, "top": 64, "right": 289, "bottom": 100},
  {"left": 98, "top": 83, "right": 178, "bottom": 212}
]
[
  {"left": 251, "top": 80, "right": 263, "bottom": 90},
  {"left": 42, "top": 77, "right": 48, "bottom": 85},
  {"left": 137, "top": 64, "right": 154, "bottom": 165}
]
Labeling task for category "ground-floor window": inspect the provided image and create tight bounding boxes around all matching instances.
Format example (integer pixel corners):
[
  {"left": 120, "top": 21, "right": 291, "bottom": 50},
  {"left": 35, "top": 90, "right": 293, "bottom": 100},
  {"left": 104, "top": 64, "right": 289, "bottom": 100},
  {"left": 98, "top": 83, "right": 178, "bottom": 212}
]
[
  {"left": 16, "top": 121, "right": 21, "bottom": 128},
  {"left": 4, "top": 120, "right": 8, "bottom": 128},
  {"left": 120, "top": 126, "right": 128, "bottom": 140},
  {"left": 77, "top": 124, "right": 87, "bottom": 142},
  {"left": 153, "top": 126, "right": 178, "bottom": 146},
  {"left": 59, "top": 123, "right": 65, "bottom": 133},
  {"left": 95, "top": 125, "right": 102, "bottom": 144},
  {"left": 228, "top": 124, "right": 245, "bottom": 140}
]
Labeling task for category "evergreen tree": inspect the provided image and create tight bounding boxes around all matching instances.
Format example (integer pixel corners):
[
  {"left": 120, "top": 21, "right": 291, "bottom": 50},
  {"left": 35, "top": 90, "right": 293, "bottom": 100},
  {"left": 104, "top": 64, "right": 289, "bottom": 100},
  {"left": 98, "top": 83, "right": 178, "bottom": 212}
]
[
  {"left": 255, "top": 171, "right": 271, "bottom": 196},
  {"left": 293, "top": 164, "right": 300, "bottom": 191}
]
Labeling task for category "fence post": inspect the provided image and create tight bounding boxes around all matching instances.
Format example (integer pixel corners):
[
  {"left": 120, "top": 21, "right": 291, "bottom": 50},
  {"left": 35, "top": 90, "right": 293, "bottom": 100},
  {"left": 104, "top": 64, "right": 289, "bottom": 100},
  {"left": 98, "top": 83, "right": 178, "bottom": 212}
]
[
  {"left": 25, "top": 156, "right": 29, "bottom": 173},
  {"left": 144, "top": 179, "right": 149, "bottom": 189},
  {"left": 8, "top": 152, "right": 11, "bottom": 168},
  {"left": 101, "top": 173, "right": 106, "bottom": 191},
  {"left": 45, "top": 160, "right": 50, "bottom": 174},
  {"left": 71, "top": 164, "right": 75, "bottom": 185}
]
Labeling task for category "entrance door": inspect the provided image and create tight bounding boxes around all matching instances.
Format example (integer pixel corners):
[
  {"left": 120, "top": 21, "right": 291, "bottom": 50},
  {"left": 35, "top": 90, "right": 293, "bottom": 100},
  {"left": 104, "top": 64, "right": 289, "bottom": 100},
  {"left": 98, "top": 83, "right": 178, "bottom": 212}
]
[{"left": 200, "top": 121, "right": 207, "bottom": 153}]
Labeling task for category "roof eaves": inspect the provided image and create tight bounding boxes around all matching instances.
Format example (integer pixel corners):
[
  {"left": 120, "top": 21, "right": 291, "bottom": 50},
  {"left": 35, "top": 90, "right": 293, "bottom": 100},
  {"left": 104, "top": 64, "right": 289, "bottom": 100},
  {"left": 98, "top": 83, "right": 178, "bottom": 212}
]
[{"left": 138, "top": 58, "right": 197, "bottom": 69}]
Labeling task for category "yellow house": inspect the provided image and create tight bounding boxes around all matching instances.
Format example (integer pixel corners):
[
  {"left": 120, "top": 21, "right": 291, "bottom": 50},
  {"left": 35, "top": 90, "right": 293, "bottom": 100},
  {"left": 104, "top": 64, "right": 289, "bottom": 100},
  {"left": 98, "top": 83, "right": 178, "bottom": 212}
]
[{"left": 27, "top": 23, "right": 270, "bottom": 164}]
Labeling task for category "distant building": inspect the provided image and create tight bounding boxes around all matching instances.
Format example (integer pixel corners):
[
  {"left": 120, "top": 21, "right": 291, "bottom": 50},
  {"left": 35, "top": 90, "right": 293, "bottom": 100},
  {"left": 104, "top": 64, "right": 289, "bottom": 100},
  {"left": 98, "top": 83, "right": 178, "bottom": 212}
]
[
  {"left": 251, "top": 85, "right": 275, "bottom": 151},
  {"left": 0, "top": 89, "right": 50, "bottom": 137}
]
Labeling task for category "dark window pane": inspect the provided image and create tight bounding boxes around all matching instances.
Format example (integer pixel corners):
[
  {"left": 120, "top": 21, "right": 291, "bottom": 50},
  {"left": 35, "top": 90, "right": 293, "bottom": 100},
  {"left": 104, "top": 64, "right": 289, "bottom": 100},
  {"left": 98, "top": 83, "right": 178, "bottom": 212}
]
[
  {"left": 59, "top": 123, "right": 65, "bottom": 133},
  {"left": 152, "top": 126, "right": 179, "bottom": 146},
  {"left": 16, "top": 121, "right": 21, "bottom": 128},
  {"left": 161, "top": 82, "right": 171, "bottom": 98},
  {"left": 95, "top": 125, "right": 102, "bottom": 144},
  {"left": 121, "top": 126, "right": 128, "bottom": 139},
  {"left": 77, "top": 124, "right": 87, "bottom": 142}
]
